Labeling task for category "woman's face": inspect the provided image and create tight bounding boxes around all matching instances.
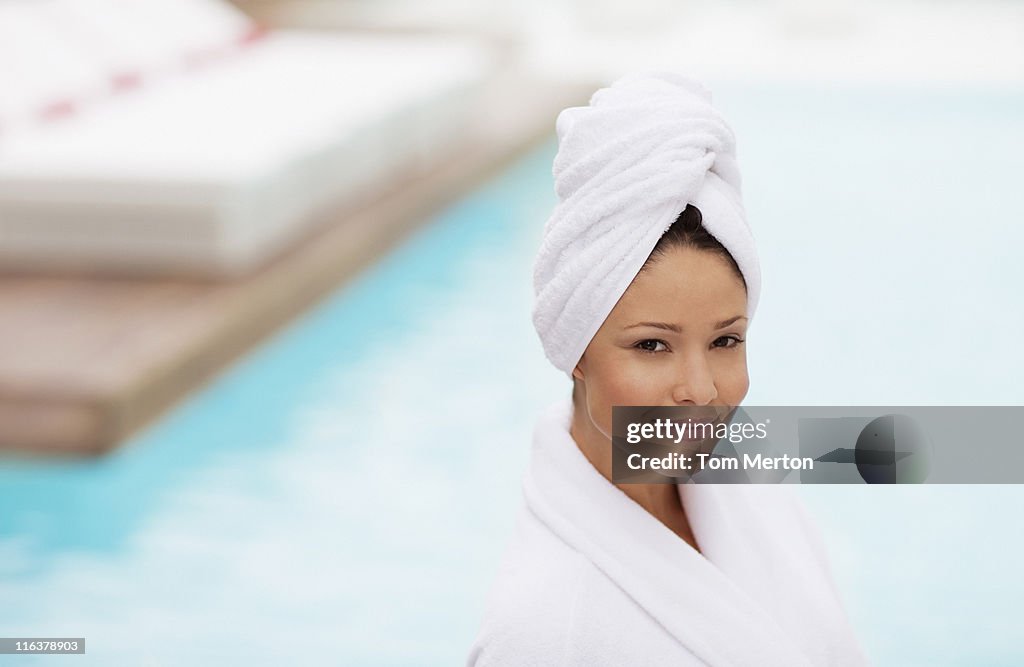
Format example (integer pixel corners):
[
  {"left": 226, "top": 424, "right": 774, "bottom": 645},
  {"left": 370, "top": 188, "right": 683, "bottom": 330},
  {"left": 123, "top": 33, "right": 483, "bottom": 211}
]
[{"left": 573, "top": 245, "right": 750, "bottom": 440}]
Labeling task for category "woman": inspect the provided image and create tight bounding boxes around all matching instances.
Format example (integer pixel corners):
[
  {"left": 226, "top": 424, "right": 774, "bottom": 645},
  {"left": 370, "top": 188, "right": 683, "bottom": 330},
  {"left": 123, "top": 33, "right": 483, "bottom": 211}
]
[{"left": 467, "top": 72, "right": 869, "bottom": 666}]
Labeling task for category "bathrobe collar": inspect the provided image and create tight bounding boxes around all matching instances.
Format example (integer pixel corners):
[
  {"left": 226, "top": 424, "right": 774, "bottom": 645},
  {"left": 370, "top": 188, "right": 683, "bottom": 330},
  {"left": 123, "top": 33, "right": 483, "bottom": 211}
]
[{"left": 522, "top": 397, "right": 819, "bottom": 666}]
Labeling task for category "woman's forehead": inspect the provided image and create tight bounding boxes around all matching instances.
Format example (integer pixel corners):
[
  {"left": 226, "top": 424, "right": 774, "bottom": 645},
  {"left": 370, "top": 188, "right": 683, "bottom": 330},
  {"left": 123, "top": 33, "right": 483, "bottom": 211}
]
[{"left": 619, "top": 248, "right": 747, "bottom": 309}]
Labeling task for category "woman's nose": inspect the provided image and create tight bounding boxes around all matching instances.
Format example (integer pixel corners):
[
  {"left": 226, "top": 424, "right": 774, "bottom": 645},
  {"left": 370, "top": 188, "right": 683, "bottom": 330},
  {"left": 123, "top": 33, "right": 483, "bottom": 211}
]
[{"left": 671, "top": 353, "right": 718, "bottom": 406}]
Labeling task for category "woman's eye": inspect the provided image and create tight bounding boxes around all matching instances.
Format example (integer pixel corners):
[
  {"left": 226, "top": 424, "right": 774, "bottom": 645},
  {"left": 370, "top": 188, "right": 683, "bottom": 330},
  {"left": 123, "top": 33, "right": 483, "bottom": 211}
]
[
  {"left": 712, "top": 336, "right": 745, "bottom": 349},
  {"left": 635, "top": 339, "right": 668, "bottom": 353}
]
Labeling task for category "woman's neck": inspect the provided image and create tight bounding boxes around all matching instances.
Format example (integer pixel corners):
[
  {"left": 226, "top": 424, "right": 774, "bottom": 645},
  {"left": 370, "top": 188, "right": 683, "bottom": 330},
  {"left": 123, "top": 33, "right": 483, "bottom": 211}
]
[{"left": 570, "top": 402, "right": 702, "bottom": 554}]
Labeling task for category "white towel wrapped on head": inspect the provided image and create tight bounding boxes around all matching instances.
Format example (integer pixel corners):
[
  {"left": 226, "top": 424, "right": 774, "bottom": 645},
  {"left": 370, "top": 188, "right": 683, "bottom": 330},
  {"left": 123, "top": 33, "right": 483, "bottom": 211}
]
[{"left": 532, "top": 71, "right": 761, "bottom": 378}]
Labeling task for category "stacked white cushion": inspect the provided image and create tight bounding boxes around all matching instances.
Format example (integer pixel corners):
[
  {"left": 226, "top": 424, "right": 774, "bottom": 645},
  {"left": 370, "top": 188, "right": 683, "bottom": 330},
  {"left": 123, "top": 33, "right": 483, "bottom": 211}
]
[
  {"left": 0, "top": 2, "right": 107, "bottom": 132},
  {"left": 41, "top": 0, "right": 255, "bottom": 77},
  {"left": 0, "top": 0, "right": 492, "bottom": 275}
]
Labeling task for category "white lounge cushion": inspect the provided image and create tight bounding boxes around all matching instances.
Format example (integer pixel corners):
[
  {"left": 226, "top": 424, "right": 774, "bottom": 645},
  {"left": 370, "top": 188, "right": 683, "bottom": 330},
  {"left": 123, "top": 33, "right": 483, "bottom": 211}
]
[{"left": 0, "top": 31, "right": 493, "bottom": 275}]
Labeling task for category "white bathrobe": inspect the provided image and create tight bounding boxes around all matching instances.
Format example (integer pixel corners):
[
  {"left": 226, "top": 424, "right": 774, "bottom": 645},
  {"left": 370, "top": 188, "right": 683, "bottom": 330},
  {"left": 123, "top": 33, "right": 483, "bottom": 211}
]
[{"left": 467, "top": 398, "right": 870, "bottom": 666}]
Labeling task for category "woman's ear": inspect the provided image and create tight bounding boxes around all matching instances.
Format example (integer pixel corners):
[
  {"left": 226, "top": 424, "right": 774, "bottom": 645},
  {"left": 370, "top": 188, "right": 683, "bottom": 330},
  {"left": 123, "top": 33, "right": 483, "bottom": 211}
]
[{"left": 572, "top": 361, "right": 584, "bottom": 381}]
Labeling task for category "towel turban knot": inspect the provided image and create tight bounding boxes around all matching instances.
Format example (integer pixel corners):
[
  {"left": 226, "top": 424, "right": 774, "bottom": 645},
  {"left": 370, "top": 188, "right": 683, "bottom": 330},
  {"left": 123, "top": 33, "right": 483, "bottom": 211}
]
[{"left": 532, "top": 71, "right": 761, "bottom": 378}]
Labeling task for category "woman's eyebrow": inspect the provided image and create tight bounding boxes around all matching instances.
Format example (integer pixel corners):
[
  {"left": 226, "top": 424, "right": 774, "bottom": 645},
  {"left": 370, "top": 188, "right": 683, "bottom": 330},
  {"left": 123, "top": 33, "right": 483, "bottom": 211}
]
[
  {"left": 624, "top": 316, "right": 747, "bottom": 332},
  {"left": 623, "top": 321, "right": 682, "bottom": 333},
  {"left": 714, "top": 315, "right": 748, "bottom": 329}
]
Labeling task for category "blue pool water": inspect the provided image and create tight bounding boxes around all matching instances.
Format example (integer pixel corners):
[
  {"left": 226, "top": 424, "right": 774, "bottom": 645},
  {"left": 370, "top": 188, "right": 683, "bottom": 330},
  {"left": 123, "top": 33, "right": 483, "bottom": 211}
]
[{"left": 1, "top": 84, "right": 1023, "bottom": 665}]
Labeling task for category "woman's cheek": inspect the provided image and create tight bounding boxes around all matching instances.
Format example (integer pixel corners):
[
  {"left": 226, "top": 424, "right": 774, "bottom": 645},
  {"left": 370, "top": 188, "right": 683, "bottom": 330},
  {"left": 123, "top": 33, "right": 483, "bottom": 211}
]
[
  {"left": 715, "top": 356, "right": 750, "bottom": 404},
  {"left": 602, "top": 360, "right": 659, "bottom": 407},
  {"left": 587, "top": 359, "right": 645, "bottom": 436},
  {"left": 612, "top": 352, "right": 658, "bottom": 396}
]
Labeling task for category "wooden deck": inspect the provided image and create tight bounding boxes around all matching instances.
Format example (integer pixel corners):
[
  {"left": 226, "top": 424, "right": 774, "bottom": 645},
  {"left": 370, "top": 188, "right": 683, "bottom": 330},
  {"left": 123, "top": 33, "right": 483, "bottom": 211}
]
[{"left": 0, "top": 75, "right": 591, "bottom": 457}]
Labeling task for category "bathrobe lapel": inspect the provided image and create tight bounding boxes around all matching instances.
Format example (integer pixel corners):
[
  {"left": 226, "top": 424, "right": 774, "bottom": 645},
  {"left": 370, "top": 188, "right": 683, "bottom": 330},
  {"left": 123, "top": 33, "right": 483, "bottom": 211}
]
[{"left": 523, "top": 399, "right": 819, "bottom": 666}]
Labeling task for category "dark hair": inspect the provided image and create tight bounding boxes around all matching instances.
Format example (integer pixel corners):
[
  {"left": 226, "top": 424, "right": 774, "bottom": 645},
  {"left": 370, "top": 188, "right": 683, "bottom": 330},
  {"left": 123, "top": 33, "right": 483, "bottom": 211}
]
[
  {"left": 641, "top": 204, "right": 746, "bottom": 289},
  {"left": 570, "top": 205, "right": 746, "bottom": 397}
]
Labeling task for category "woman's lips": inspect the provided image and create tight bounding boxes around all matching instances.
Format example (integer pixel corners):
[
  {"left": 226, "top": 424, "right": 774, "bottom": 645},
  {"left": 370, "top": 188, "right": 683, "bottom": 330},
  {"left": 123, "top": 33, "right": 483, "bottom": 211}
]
[
  {"left": 634, "top": 417, "right": 724, "bottom": 444},
  {"left": 641, "top": 405, "right": 731, "bottom": 421},
  {"left": 666, "top": 418, "right": 722, "bottom": 440},
  {"left": 628, "top": 406, "right": 735, "bottom": 447}
]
